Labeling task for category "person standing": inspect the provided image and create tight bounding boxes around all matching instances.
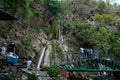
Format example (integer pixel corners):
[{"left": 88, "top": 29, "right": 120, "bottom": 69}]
[
  {"left": 26, "top": 58, "right": 32, "bottom": 68},
  {"left": 1, "top": 42, "right": 7, "bottom": 56},
  {"left": 80, "top": 47, "right": 84, "bottom": 57},
  {"left": 7, "top": 42, "right": 16, "bottom": 53}
]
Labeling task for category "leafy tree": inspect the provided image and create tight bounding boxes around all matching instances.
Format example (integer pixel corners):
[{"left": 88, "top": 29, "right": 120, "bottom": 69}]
[
  {"left": 46, "top": 65, "right": 60, "bottom": 77},
  {"left": 72, "top": 22, "right": 95, "bottom": 48},
  {"left": 91, "top": 26, "right": 111, "bottom": 56},
  {"left": 1, "top": 0, "right": 33, "bottom": 17},
  {"left": 72, "top": 22, "right": 112, "bottom": 56},
  {"left": 109, "top": 31, "right": 120, "bottom": 58},
  {"left": 43, "top": 0, "right": 61, "bottom": 16},
  {"left": 43, "top": 0, "right": 61, "bottom": 39},
  {"left": 97, "top": 0, "right": 107, "bottom": 14},
  {"left": 114, "top": 4, "right": 120, "bottom": 16}
]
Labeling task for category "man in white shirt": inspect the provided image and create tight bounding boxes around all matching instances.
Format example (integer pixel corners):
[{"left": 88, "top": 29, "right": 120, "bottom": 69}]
[
  {"left": 27, "top": 59, "right": 32, "bottom": 68},
  {"left": 80, "top": 47, "right": 84, "bottom": 57}
]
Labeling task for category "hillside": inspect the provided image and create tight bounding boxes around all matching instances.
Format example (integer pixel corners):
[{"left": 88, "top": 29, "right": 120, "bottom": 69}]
[
  {"left": 0, "top": 0, "right": 120, "bottom": 79},
  {"left": 0, "top": 0, "right": 120, "bottom": 63}
]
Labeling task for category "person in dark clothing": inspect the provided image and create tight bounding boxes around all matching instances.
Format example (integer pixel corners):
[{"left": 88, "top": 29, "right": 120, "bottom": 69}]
[{"left": 7, "top": 42, "right": 16, "bottom": 53}]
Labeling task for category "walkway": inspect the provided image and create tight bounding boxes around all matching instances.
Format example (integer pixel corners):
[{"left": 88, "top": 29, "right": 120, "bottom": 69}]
[{"left": 57, "top": 50, "right": 120, "bottom": 72}]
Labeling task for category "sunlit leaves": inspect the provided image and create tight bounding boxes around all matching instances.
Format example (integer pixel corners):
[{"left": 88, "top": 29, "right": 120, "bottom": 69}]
[
  {"left": 93, "top": 27, "right": 111, "bottom": 51},
  {"left": 94, "top": 14, "right": 118, "bottom": 25},
  {"left": 109, "top": 31, "right": 120, "bottom": 57}
]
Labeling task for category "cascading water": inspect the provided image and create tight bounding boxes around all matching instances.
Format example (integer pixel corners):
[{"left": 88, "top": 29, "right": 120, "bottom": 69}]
[
  {"left": 58, "top": 25, "right": 63, "bottom": 42},
  {"left": 37, "top": 47, "right": 46, "bottom": 69},
  {"left": 43, "top": 44, "right": 52, "bottom": 66}
]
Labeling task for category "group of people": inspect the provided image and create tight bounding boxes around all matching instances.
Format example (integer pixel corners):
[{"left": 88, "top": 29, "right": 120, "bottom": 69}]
[
  {"left": 0, "top": 42, "right": 33, "bottom": 68},
  {"left": 0, "top": 42, "right": 18, "bottom": 61},
  {"left": 80, "top": 47, "right": 99, "bottom": 58}
]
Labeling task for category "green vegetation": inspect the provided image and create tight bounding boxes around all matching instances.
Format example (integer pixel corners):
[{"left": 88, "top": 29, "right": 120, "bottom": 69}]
[
  {"left": 109, "top": 31, "right": 120, "bottom": 58},
  {"left": 28, "top": 73, "right": 37, "bottom": 80},
  {"left": 50, "top": 19, "right": 59, "bottom": 39},
  {"left": 21, "top": 36, "right": 32, "bottom": 56},
  {"left": 0, "top": 0, "right": 120, "bottom": 79},
  {"left": 0, "top": 21, "right": 15, "bottom": 38},
  {"left": 43, "top": 0, "right": 61, "bottom": 39},
  {"left": 69, "top": 21, "right": 120, "bottom": 57},
  {"left": 46, "top": 65, "right": 60, "bottom": 77},
  {"left": 1, "top": 0, "right": 33, "bottom": 17},
  {"left": 0, "top": 0, "right": 119, "bottom": 59},
  {"left": 58, "top": 0, "right": 120, "bottom": 58},
  {"left": 4, "top": 72, "right": 17, "bottom": 80},
  {"left": 43, "top": 0, "right": 61, "bottom": 16},
  {"left": 94, "top": 14, "right": 119, "bottom": 25},
  {"left": 97, "top": 0, "right": 107, "bottom": 14}
]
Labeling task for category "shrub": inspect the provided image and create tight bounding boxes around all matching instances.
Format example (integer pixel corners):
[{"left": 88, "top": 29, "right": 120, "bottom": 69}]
[
  {"left": 20, "top": 36, "right": 32, "bottom": 56},
  {"left": 46, "top": 65, "right": 60, "bottom": 77},
  {"left": 28, "top": 73, "right": 37, "bottom": 80},
  {"left": 94, "top": 14, "right": 116, "bottom": 25},
  {"left": 5, "top": 72, "right": 17, "bottom": 80}
]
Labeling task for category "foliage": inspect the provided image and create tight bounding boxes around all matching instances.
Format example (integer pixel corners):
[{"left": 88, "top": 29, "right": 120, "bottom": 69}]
[
  {"left": 22, "top": 36, "right": 32, "bottom": 49},
  {"left": 43, "top": 0, "right": 61, "bottom": 16},
  {"left": 91, "top": 26, "right": 111, "bottom": 55},
  {"left": 97, "top": 0, "right": 107, "bottom": 14},
  {"left": 94, "top": 14, "right": 117, "bottom": 25},
  {"left": 21, "top": 0, "right": 33, "bottom": 18},
  {"left": 46, "top": 65, "right": 60, "bottom": 77},
  {"left": 1, "top": 0, "right": 33, "bottom": 17},
  {"left": 72, "top": 22, "right": 95, "bottom": 47},
  {"left": 59, "top": 0, "right": 120, "bottom": 58},
  {"left": 72, "top": 21, "right": 120, "bottom": 57},
  {"left": 0, "top": 21, "right": 14, "bottom": 38},
  {"left": 21, "top": 36, "right": 32, "bottom": 53},
  {"left": 72, "top": 22, "right": 108, "bottom": 54},
  {"left": 49, "top": 19, "right": 57, "bottom": 39},
  {"left": 109, "top": 31, "right": 120, "bottom": 58},
  {"left": 114, "top": 4, "right": 120, "bottom": 16},
  {"left": 28, "top": 73, "right": 37, "bottom": 80},
  {"left": 30, "top": 26, "right": 41, "bottom": 33},
  {"left": 4, "top": 72, "right": 17, "bottom": 80},
  {"left": 59, "top": 18, "right": 71, "bottom": 29},
  {"left": 43, "top": 0, "right": 61, "bottom": 40}
]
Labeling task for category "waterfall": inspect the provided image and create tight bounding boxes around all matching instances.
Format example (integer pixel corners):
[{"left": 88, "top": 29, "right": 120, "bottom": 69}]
[
  {"left": 37, "top": 47, "right": 46, "bottom": 69},
  {"left": 43, "top": 44, "right": 52, "bottom": 66},
  {"left": 59, "top": 25, "right": 61, "bottom": 41},
  {"left": 58, "top": 25, "right": 63, "bottom": 42}
]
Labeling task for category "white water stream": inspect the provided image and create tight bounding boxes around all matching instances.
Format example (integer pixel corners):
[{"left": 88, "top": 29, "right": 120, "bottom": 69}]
[
  {"left": 58, "top": 25, "right": 63, "bottom": 42},
  {"left": 37, "top": 47, "right": 46, "bottom": 69}
]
